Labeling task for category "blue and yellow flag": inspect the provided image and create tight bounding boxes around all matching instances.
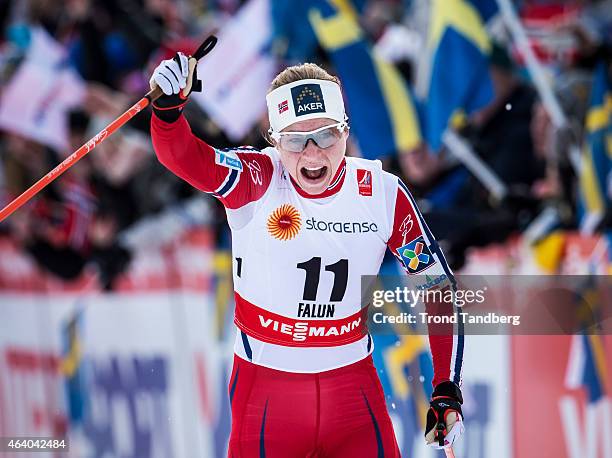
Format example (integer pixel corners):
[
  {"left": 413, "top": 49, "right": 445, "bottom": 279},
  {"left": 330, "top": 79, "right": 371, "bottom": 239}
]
[
  {"left": 581, "top": 332, "right": 608, "bottom": 403},
  {"left": 579, "top": 61, "right": 612, "bottom": 233},
  {"left": 60, "top": 307, "right": 88, "bottom": 424},
  {"left": 420, "top": 0, "right": 495, "bottom": 151},
  {"left": 308, "top": 0, "right": 421, "bottom": 159},
  {"left": 270, "top": 0, "right": 367, "bottom": 61},
  {"left": 567, "top": 272, "right": 609, "bottom": 403}
]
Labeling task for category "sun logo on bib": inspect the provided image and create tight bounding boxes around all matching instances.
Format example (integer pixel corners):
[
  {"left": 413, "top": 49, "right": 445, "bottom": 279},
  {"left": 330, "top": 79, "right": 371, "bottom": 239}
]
[{"left": 267, "top": 204, "right": 302, "bottom": 241}]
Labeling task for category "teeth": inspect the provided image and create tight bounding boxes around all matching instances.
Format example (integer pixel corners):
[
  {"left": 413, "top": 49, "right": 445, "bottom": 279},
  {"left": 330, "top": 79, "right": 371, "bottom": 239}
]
[{"left": 305, "top": 166, "right": 323, "bottom": 171}]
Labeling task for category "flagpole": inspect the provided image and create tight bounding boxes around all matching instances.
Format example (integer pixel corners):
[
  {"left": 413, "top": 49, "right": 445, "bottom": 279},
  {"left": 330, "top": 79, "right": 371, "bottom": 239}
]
[
  {"left": 495, "top": 0, "right": 582, "bottom": 173},
  {"left": 442, "top": 130, "right": 509, "bottom": 201}
]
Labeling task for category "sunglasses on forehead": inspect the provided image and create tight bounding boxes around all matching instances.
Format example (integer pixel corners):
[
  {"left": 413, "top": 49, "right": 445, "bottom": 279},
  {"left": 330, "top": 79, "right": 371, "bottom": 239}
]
[{"left": 269, "top": 122, "right": 349, "bottom": 153}]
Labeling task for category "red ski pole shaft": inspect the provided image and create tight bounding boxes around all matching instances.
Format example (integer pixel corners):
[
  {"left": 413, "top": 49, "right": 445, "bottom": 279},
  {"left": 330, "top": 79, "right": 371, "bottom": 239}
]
[
  {"left": 0, "top": 35, "right": 217, "bottom": 223},
  {"left": 0, "top": 93, "right": 156, "bottom": 222}
]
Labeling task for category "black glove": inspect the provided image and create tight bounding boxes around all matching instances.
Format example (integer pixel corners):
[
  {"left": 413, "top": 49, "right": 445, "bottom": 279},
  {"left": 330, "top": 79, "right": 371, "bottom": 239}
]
[
  {"left": 425, "top": 381, "right": 464, "bottom": 449},
  {"left": 149, "top": 51, "right": 202, "bottom": 122}
]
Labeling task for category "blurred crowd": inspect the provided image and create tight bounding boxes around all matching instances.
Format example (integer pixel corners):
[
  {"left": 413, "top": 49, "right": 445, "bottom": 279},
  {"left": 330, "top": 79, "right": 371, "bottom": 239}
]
[{"left": 0, "top": 0, "right": 610, "bottom": 289}]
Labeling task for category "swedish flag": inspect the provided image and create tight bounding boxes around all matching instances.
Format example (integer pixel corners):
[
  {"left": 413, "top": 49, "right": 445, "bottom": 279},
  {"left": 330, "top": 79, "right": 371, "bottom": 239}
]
[
  {"left": 579, "top": 61, "right": 612, "bottom": 234},
  {"left": 270, "top": 0, "right": 367, "bottom": 61},
  {"left": 60, "top": 308, "right": 88, "bottom": 424},
  {"left": 419, "top": 0, "right": 495, "bottom": 151},
  {"left": 566, "top": 274, "right": 609, "bottom": 403},
  {"left": 308, "top": 0, "right": 421, "bottom": 159},
  {"left": 582, "top": 332, "right": 608, "bottom": 403}
]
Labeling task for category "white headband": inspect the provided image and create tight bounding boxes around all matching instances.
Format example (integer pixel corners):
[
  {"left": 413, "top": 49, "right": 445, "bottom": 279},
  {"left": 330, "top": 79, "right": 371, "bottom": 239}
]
[{"left": 266, "top": 79, "right": 346, "bottom": 133}]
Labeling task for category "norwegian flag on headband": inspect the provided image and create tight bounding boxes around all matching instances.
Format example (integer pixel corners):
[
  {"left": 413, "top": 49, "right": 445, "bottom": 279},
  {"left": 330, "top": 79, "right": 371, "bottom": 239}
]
[{"left": 278, "top": 100, "right": 288, "bottom": 114}]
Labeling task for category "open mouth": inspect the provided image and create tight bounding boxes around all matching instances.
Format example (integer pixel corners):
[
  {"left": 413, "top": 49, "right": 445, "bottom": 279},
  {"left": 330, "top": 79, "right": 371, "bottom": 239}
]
[{"left": 300, "top": 166, "right": 327, "bottom": 181}]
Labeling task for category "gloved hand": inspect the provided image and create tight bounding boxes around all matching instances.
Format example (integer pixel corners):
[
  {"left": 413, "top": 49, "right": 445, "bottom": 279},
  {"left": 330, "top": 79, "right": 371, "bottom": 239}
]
[
  {"left": 149, "top": 51, "right": 202, "bottom": 122},
  {"left": 425, "top": 381, "right": 465, "bottom": 449}
]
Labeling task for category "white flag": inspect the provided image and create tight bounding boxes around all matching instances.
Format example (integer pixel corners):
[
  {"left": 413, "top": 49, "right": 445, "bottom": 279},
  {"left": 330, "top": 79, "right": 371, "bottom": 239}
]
[
  {"left": 0, "top": 27, "right": 86, "bottom": 152},
  {"left": 192, "top": 0, "right": 275, "bottom": 141}
]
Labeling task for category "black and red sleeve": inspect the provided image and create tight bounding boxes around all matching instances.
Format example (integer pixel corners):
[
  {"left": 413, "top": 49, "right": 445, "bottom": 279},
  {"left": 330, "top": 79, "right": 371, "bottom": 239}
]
[{"left": 386, "top": 178, "right": 464, "bottom": 389}]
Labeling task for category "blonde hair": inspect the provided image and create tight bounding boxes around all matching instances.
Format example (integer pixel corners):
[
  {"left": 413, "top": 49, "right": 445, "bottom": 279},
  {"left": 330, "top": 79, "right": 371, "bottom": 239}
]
[{"left": 268, "top": 63, "right": 341, "bottom": 93}]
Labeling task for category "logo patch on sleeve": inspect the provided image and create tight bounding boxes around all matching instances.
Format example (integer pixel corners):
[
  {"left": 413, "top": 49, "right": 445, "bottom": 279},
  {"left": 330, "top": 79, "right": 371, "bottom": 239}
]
[
  {"left": 291, "top": 84, "right": 325, "bottom": 117},
  {"left": 396, "top": 236, "right": 436, "bottom": 274},
  {"left": 215, "top": 149, "right": 243, "bottom": 171}
]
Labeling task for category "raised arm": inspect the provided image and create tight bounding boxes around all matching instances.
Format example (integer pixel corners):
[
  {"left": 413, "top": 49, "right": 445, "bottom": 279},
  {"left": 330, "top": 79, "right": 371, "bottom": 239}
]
[{"left": 149, "top": 52, "right": 273, "bottom": 209}]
